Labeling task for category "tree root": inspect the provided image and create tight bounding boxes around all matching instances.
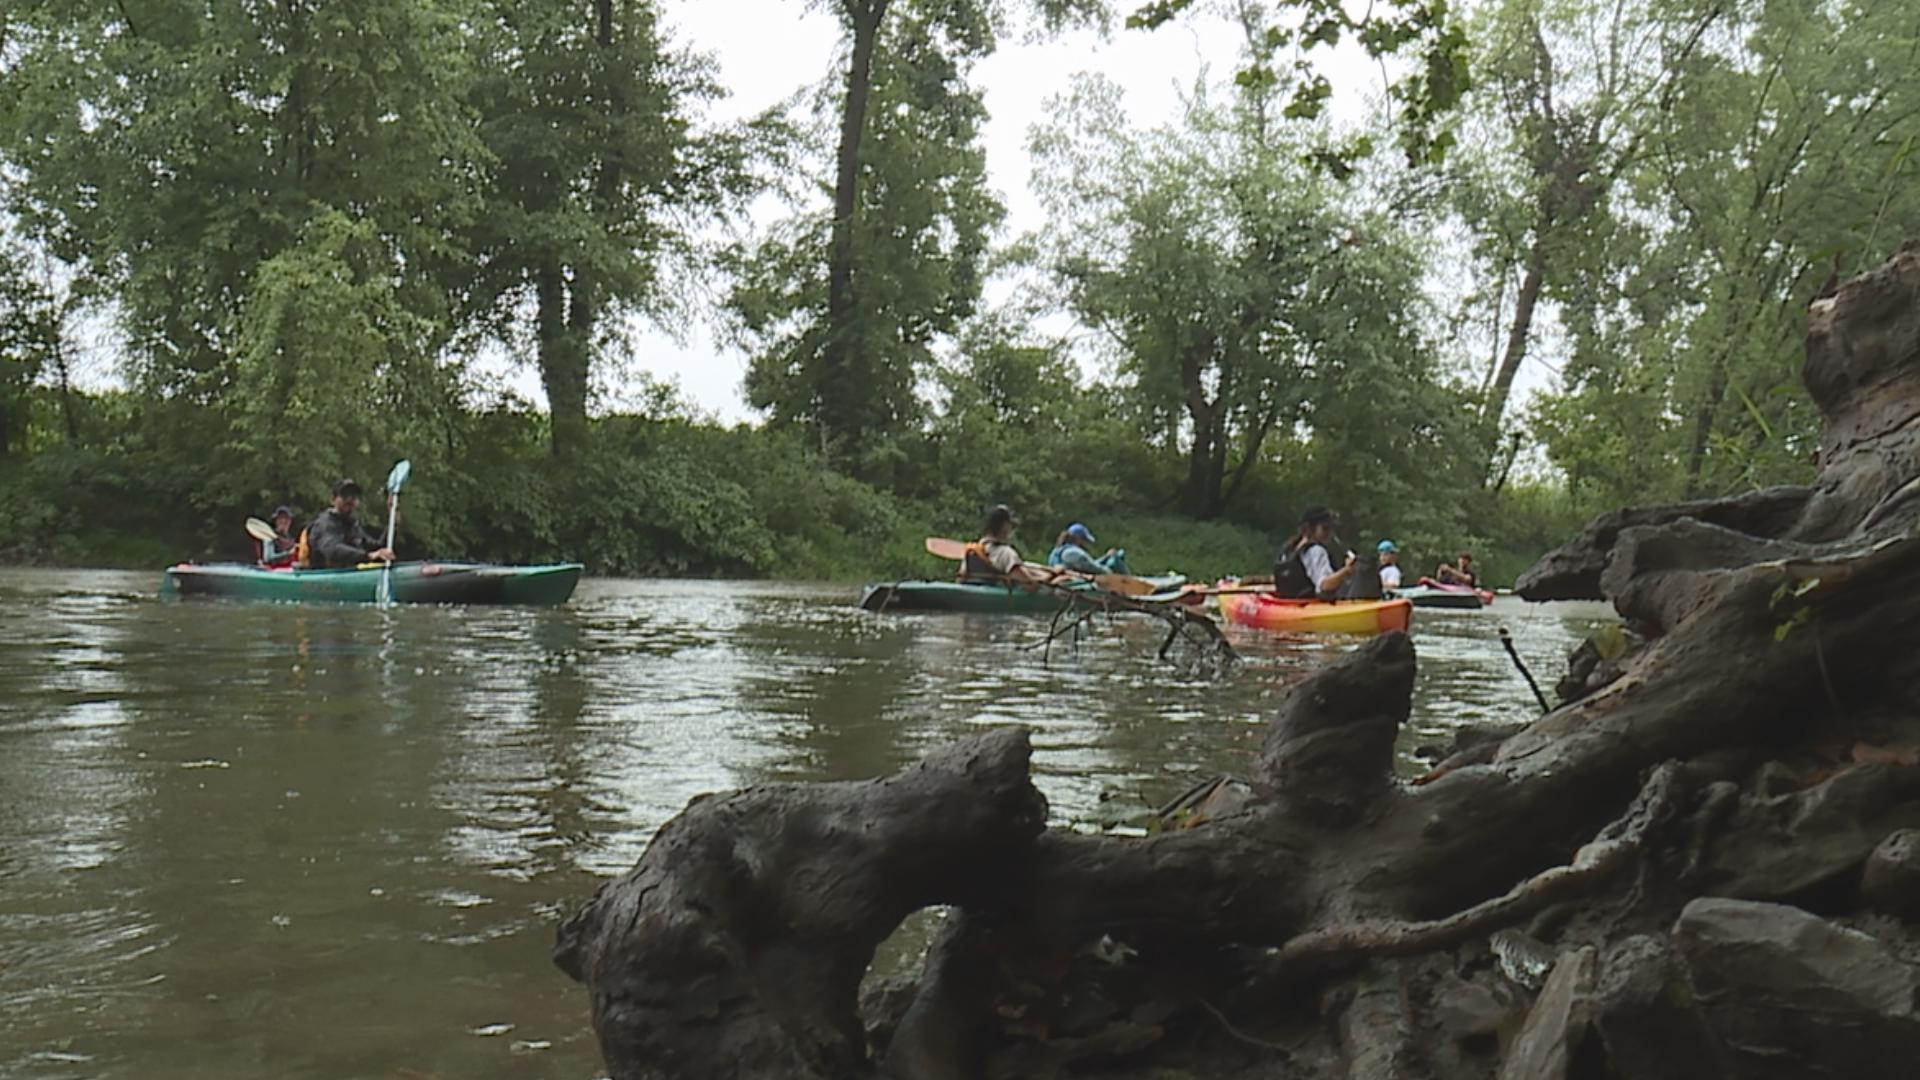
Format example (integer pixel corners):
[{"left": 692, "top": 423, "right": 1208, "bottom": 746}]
[{"left": 1266, "top": 762, "right": 1688, "bottom": 984}]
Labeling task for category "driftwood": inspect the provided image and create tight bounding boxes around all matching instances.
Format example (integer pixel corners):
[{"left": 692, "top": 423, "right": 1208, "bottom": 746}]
[{"left": 557, "top": 243, "right": 1920, "bottom": 1078}]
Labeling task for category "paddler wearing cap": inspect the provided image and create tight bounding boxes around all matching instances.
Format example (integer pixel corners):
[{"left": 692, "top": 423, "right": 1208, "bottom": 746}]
[
  {"left": 1047, "top": 522, "right": 1131, "bottom": 576},
  {"left": 1272, "top": 504, "right": 1357, "bottom": 599},
  {"left": 1376, "top": 539, "right": 1403, "bottom": 590},
  {"left": 296, "top": 477, "right": 396, "bottom": 569},
  {"left": 958, "top": 504, "right": 1052, "bottom": 587}
]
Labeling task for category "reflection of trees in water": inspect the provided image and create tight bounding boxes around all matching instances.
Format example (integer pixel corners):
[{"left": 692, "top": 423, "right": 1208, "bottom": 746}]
[
  {"left": 730, "top": 611, "right": 925, "bottom": 784},
  {"left": 516, "top": 609, "right": 599, "bottom": 879},
  {"left": 66, "top": 600, "right": 511, "bottom": 1073}
]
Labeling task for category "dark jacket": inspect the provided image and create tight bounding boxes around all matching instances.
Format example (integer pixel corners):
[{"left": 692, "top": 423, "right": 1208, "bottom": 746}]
[{"left": 304, "top": 507, "right": 384, "bottom": 569}]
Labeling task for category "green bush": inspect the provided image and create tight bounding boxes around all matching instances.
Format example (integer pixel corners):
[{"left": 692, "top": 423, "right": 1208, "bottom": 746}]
[{"left": 0, "top": 385, "right": 1601, "bottom": 584}]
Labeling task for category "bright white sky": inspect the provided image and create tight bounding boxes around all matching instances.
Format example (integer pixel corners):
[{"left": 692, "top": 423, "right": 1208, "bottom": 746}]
[{"left": 624, "top": 0, "right": 1392, "bottom": 423}]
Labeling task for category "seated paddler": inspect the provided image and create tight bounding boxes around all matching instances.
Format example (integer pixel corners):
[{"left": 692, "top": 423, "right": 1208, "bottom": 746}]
[
  {"left": 255, "top": 505, "right": 299, "bottom": 569},
  {"left": 1047, "top": 522, "right": 1131, "bottom": 576},
  {"left": 1272, "top": 504, "right": 1357, "bottom": 599},
  {"left": 299, "top": 478, "right": 396, "bottom": 569},
  {"left": 959, "top": 504, "right": 1051, "bottom": 587}
]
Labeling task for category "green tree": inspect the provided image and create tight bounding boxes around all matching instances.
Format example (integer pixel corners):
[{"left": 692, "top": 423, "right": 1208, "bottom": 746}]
[
  {"left": 229, "top": 212, "right": 454, "bottom": 499},
  {"left": 1033, "top": 77, "right": 1439, "bottom": 518},
  {"left": 0, "top": 0, "right": 487, "bottom": 405},
  {"left": 0, "top": 238, "right": 60, "bottom": 456},
  {"left": 737, "top": 0, "right": 1014, "bottom": 473},
  {"left": 739, "top": 0, "right": 1102, "bottom": 468},
  {"left": 1524, "top": 0, "right": 1920, "bottom": 503},
  {"left": 1127, "top": 0, "right": 1471, "bottom": 166},
  {"left": 462, "top": 0, "right": 747, "bottom": 460},
  {"left": 1443, "top": 0, "right": 1719, "bottom": 474}
]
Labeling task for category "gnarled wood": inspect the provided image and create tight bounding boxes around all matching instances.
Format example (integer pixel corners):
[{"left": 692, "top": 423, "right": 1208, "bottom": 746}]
[{"left": 560, "top": 243, "right": 1920, "bottom": 1080}]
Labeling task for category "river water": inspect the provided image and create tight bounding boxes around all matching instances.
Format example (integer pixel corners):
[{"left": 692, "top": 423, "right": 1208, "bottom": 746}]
[{"left": 0, "top": 570, "right": 1612, "bottom": 1080}]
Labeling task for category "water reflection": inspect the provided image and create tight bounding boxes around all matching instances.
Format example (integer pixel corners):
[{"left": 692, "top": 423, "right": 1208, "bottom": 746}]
[{"left": 0, "top": 569, "right": 1612, "bottom": 1079}]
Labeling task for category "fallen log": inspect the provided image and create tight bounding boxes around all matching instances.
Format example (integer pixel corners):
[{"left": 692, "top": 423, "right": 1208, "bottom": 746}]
[{"left": 558, "top": 243, "right": 1920, "bottom": 1078}]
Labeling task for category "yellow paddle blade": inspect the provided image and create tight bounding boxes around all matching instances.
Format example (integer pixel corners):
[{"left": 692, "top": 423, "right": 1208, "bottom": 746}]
[
  {"left": 924, "top": 537, "right": 969, "bottom": 560},
  {"left": 244, "top": 517, "right": 276, "bottom": 542},
  {"left": 1092, "top": 573, "right": 1157, "bottom": 597}
]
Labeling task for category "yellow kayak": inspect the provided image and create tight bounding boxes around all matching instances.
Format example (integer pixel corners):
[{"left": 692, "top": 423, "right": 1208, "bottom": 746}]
[{"left": 1217, "top": 590, "right": 1413, "bottom": 636}]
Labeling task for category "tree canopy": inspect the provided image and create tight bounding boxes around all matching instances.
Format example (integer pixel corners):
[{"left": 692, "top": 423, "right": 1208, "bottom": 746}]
[{"left": 1, "top": 0, "right": 1914, "bottom": 585}]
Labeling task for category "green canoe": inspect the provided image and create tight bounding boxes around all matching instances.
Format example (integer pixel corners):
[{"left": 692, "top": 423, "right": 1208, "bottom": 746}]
[
  {"left": 858, "top": 574, "right": 1187, "bottom": 615},
  {"left": 161, "top": 561, "right": 584, "bottom": 606}
]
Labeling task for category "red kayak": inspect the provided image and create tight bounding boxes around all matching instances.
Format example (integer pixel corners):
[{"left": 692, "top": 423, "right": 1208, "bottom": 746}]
[{"left": 1417, "top": 577, "right": 1495, "bottom": 605}]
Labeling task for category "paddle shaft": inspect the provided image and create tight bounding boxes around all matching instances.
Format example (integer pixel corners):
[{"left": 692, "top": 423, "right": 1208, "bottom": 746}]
[
  {"left": 377, "top": 460, "right": 410, "bottom": 606},
  {"left": 922, "top": 536, "right": 1156, "bottom": 596}
]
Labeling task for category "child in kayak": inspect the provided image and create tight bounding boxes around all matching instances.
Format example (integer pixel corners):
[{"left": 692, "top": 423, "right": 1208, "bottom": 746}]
[
  {"left": 1376, "top": 540, "right": 1403, "bottom": 590},
  {"left": 255, "top": 505, "right": 299, "bottom": 569}
]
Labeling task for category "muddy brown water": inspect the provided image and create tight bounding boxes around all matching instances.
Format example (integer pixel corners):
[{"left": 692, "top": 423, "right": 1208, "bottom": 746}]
[{"left": 0, "top": 569, "right": 1612, "bottom": 1079}]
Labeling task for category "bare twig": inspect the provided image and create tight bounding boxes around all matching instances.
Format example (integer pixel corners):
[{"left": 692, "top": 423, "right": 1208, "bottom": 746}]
[
  {"left": 1267, "top": 762, "right": 1688, "bottom": 980},
  {"left": 1499, "top": 626, "right": 1553, "bottom": 713}
]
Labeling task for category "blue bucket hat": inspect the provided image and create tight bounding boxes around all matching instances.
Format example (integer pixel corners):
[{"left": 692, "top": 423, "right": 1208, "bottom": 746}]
[{"left": 1377, "top": 539, "right": 1399, "bottom": 554}]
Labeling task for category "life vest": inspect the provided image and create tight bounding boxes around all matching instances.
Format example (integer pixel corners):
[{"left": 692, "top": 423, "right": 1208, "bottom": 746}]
[
  {"left": 295, "top": 527, "right": 312, "bottom": 569},
  {"left": 255, "top": 535, "right": 296, "bottom": 569},
  {"left": 960, "top": 540, "right": 1012, "bottom": 583},
  {"left": 1272, "top": 541, "right": 1324, "bottom": 599}
]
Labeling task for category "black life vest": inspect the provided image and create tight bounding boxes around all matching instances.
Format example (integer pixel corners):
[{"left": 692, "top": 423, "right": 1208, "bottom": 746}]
[{"left": 1273, "top": 541, "right": 1325, "bottom": 599}]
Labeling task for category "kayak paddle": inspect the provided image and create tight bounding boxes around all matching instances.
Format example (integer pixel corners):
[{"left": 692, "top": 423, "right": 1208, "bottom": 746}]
[
  {"left": 377, "top": 459, "right": 411, "bottom": 607},
  {"left": 923, "top": 537, "right": 968, "bottom": 560},
  {"left": 244, "top": 517, "right": 276, "bottom": 543},
  {"left": 923, "top": 536, "right": 1161, "bottom": 597}
]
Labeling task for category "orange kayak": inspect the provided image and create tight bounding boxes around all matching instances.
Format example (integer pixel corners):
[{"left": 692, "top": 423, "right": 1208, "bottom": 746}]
[{"left": 1217, "top": 590, "right": 1413, "bottom": 635}]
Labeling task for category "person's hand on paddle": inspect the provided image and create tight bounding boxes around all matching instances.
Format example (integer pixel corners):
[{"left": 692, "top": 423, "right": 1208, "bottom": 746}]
[{"left": 369, "top": 547, "right": 396, "bottom": 563}]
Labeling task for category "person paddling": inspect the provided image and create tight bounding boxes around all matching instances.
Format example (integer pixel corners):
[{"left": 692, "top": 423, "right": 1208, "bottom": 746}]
[
  {"left": 1047, "top": 522, "right": 1131, "bottom": 576},
  {"left": 1435, "top": 551, "right": 1480, "bottom": 589},
  {"left": 958, "top": 505, "right": 1049, "bottom": 587},
  {"left": 255, "top": 505, "right": 299, "bottom": 569},
  {"left": 299, "top": 478, "right": 395, "bottom": 569},
  {"left": 1272, "top": 505, "right": 1356, "bottom": 599}
]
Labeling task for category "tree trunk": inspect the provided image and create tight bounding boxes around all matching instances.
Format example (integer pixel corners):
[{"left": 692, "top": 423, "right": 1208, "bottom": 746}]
[
  {"left": 537, "top": 266, "right": 588, "bottom": 459},
  {"left": 1682, "top": 361, "right": 1728, "bottom": 497},
  {"left": 1222, "top": 401, "right": 1282, "bottom": 509},
  {"left": 559, "top": 243, "right": 1920, "bottom": 1078},
  {"left": 1179, "top": 431, "right": 1215, "bottom": 519},
  {"left": 50, "top": 324, "right": 77, "bottom": 441},
  {"left": 1484, "top": 231, "right": 1548, "bottom": 462},
  {"left": 1179, "top": 346, "right": 1228, "bottom": 518},
  {"left": 821, "top": 0, "right": 890, "bottom": 449}
]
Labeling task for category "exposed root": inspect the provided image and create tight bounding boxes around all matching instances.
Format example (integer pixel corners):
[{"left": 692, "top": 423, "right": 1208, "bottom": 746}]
[{"left": 1267, "top": 763, "right": 1688, "bottom": 982}]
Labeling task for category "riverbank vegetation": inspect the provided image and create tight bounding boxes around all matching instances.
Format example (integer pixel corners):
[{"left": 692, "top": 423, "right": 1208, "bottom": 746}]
[{"left": 3, "top": 0, "right": 1915, "bottom": 584}]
